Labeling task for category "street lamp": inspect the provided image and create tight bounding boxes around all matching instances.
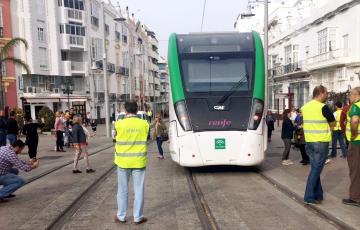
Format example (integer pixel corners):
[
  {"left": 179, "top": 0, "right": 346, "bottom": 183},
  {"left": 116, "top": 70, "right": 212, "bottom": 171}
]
[{"left": 61, "top": 78, "right": 74, "bottom": 110}]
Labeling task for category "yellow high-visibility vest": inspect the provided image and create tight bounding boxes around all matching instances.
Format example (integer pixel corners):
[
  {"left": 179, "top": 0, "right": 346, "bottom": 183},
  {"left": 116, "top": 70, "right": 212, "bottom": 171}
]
[
  {"left": 334, "top": 109, "right": 342, "bottom": 131},
  {"left": 346, "top": 101, "right": 360, "bottom": 142},
  {"left": 114, "top": 116, "right": 149, "bottom": 169},
  {"left": 301, "top": 100, "right": 331, "bottom": 142}
]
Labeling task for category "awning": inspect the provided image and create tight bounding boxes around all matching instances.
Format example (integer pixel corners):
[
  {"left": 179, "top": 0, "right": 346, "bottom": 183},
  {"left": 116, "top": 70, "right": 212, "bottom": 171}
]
[{"left": 24, "top": 97, "right": 88, "bottom": 103}]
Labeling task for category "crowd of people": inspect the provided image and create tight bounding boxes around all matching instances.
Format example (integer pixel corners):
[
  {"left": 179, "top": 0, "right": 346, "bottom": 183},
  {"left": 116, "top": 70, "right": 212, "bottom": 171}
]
[
  {"left": 0, "top": 107, "right": 99, "bottom": 203},
  {"left": 267, "top": 86, "right": 360, "bottom": 207}
]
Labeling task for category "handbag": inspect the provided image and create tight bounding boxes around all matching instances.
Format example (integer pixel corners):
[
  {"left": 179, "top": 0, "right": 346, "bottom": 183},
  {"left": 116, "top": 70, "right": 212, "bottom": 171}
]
[{"left": 160, "top": 131, "right": 169, "bottom": 141}]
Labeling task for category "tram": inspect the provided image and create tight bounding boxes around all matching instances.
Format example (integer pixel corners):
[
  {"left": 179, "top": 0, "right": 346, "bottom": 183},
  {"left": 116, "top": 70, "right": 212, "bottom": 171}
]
[{"left": 167, "top": 32, "right": 267, "bottom": 167}]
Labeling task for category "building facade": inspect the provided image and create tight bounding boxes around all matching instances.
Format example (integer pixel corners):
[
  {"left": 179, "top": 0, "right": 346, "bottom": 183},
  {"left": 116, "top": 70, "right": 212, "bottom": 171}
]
[
  {"left": 0, "top": 0, "right": 17, "bottom": 109},
  {"left": 11, "top": 0, "right": 160, "bottom": 120},
  {"left": 158, "top": 56, "right": 169, "bottom": 116},
  {"left": 235, "top": 0, "right": 360, "bottom": 112}
]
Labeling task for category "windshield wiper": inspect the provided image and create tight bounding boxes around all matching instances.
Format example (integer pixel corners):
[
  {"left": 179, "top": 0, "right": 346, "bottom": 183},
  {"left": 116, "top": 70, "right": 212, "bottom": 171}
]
[{"left": 217, "top": 74, "right": 249, "bottom": 104}]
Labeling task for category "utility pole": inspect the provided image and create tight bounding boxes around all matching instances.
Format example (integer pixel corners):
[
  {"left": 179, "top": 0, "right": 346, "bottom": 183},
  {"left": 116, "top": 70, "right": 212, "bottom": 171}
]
[
  {"left": 264, "top": 0, "right": 269, "bottom": 112},
  {"left": 102, "top": 2, "right": 110, "bottom": 137}
]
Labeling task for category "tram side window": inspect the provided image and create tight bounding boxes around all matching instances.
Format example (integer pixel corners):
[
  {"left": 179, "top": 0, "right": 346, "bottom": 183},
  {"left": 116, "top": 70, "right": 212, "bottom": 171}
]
[{"left": 181, "top": 58, "right": 252, "bottom": 93}]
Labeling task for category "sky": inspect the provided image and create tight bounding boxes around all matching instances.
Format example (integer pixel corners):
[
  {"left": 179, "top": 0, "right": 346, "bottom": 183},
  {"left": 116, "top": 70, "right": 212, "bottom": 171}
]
[{"left": 111, "top": 0, "right": 248, "bottom": 57}]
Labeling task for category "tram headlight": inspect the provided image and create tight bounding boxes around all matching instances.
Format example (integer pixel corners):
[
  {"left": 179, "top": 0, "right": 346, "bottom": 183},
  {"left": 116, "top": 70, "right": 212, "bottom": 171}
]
[
  {"left": 248, "top": 99, "right": 264, "bottom": 130},
  {"left": 175, "top": 100, "right": 192, "bottom": 131}
]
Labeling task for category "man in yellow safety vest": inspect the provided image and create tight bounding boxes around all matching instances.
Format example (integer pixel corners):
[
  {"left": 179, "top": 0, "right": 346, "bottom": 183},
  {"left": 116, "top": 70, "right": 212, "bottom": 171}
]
[
  {"left": 331, "top": 101, "right": 347, "bottom": 158},
  {"left": 302, "top": 85, "right": 336, "bottom": 204},
  {"left": 343, "top": 87, "right": 360, "bottom": 207},
  {"left": 113, "top": 100, "right": 150, "bottom": 225}
]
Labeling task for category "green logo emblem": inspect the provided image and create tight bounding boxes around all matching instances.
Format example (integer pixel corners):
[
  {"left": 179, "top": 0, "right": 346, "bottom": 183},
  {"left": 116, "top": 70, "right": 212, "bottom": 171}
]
[{"left": 215, "top": 138, "right": 226, "bottom": 150}]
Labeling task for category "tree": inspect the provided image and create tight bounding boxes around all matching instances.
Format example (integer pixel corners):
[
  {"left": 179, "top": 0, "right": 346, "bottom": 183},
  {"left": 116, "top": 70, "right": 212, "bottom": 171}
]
[
  {"left": 0, "top": 37, "right": 31, "bottom": 109},
  {"left": 38, "top": 106, "right": 55, "bottom": 132}
]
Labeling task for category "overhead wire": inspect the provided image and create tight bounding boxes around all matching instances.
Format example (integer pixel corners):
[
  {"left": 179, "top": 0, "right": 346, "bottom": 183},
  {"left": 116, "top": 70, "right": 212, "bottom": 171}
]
[{"left": 200, "top": 0, "right": 207, "bottom": 32}]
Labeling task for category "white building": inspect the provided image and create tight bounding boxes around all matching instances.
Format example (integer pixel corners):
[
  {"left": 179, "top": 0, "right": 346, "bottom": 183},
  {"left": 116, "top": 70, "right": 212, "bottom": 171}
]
[
  {"left": 11, "top": 0, "right": 161, "bottom": 120},
  {"left": 235, "top": 0, "right": 360, "bottom": 112},
  {"left": 158, "top": 56, "right": 169, "bottom": 116}
]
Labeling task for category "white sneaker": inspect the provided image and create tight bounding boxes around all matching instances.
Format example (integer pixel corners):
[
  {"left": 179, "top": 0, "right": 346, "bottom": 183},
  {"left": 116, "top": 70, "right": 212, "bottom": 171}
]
[
  {"left": 325, "top": 159, "right": 331, "bottom": 164},
  {"left": 282, "top": 160, "right": 294, "bottom": 166}
]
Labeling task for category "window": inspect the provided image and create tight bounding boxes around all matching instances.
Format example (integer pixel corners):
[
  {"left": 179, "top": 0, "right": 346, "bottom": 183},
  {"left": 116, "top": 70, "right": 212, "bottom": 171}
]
[
  {"left": 343, "top": 34, "right": 349, "bottom": 56},
  {"left": 37, "top": 21, "right": 46, "bottom": 42},
  {"left": 284, "top": 45, "right": 292, "bottom": 64},
  {"left": 58, "top": 0, "right": 62, "bottom": 6},
  {"left": 59, "top": 23, "right": 85, "bottom": 36},
  {"left": 91, "top": 37, "right": 102, "bottom": 60},
  {"left": 90, "top": 2, "right": 99, "bottom": 27},
  {"left": 68, "top": 9, "right": 82, "bottom": 20},
  {"left": 61, "top": 51, "right": 68, "bottom": 61},
  {"left": 318, "top": 28, "right": 327, "bottom": 54},
  {"left": 328, "top": 28, "right": 336, "bottom": 51},
  {"left": 39, "top": 47, "right": 48, "bottom": 68},
  {"left": 1, "top": 62, "right": 6, "bottom": 77},
  {"left": 63, "top": 0, "right": 84, "bottom": 10}
]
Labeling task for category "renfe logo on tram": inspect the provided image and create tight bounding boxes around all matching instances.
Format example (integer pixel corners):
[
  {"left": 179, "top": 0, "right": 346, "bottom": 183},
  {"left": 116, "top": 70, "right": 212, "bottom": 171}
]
[{"left": 208, "top": 119, "right": 232, "bottom": 127}]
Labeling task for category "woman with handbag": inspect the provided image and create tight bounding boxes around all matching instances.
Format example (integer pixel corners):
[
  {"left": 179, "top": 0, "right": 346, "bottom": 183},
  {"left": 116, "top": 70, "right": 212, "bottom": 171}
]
[{"left": 153, "top": 113, "right": 167, "bottom": 159}]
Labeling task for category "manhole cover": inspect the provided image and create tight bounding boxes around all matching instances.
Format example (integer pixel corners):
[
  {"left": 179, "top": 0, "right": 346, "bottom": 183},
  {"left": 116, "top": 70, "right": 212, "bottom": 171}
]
[{"left": 39, "top": 156, "right": 63, "bottom": 160}]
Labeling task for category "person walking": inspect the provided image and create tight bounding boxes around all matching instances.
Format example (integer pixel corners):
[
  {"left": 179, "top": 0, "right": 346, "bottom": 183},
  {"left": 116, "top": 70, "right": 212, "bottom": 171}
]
[
  {"left": 331, "top": 101, "right": 347, "bottom": 158},
  {"left": 113, "top": 100, "right": 149, "bottom": 225},
  {"left": 90, "top": 118, "right": 97, "bottom": 133},
  {"left": 302, "top": 86, "right": 336, "bottom": 204},
  {"left": 147, "top": 110, "right": 153, "bottom": 123},
  {"left": 54, "top": 111, "right": 66, "bottom": 152},
  {"left": 22, "top": 115, "right": 45, "bottom": 160},
  {"left": 266, "top": 111, "right": 275, "bottom": 142},
  {"left": 0, "top": 140, "right": 39, "bottom": 202},
  {"left": 294, "top": 110, "right": 310, "bottom": 165},
  {"left": 64, "top": 112, "right": 73, "bottom": 148},
  {"left": 343, "top": 87, "right": 360, "bottom": 207},
  {"left": 281, "top": 109, "right": 296, "bottom": 166},
  {"left": 0, "top": 110, "right": 7, "bottom": 147},
  {"left": 153, "top": 113, "right": 166, "bottom": 159},
  {"left": 72, "top": 115, "right": 95, "bottom": 174},
  {"left": 6, "top": 111, "right": 18, "bottom": 145}
]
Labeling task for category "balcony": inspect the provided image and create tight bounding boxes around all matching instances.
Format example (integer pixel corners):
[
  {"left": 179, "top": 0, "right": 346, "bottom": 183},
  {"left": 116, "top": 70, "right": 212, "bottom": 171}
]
[
  {"left": 306, "top": 49, "right": 351, "bottom": 71},
  {"left": 60, "top": 34, "right": 86, "bottom": 51},
  {"left": 71, "top": 61, "right": 85, "bottom": 73},
  {"left": 116, "top": 66, "right": 129, "bottom": 76},
  {"left": 270, "top": 61, "right": 304, "bottom": 77}
]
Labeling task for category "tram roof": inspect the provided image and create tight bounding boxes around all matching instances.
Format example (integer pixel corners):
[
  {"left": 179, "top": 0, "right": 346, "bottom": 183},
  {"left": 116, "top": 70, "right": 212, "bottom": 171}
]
[{"left": 176, "top": 32, "right": 255, "bottom": 54}]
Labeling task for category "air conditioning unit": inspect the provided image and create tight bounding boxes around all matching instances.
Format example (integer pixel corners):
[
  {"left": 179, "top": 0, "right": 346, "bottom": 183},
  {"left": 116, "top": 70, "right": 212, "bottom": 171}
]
[
  {"left": 53, "top": 88, "right": 60, "bottom": 93},
  {"left": 25, "top": 86, "right": 34, "bottom": 93}
]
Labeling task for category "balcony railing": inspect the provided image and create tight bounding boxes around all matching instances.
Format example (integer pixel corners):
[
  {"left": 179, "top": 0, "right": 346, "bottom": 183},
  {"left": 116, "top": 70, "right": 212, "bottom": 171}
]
[
  {"left": 116, "top": 66, "right": 129, "bottom": 76},
  {"left": 269, "top": 61, "right": 304, "bottom": 77},
  {"left": 69, "top": 35, "right": 84, "bottom": 46},
  {"left": 307, "top": 49, "right": 348, "bottom": 65},
  {"left": 71, "top": 61, "right": 85, "bottom": 71}
]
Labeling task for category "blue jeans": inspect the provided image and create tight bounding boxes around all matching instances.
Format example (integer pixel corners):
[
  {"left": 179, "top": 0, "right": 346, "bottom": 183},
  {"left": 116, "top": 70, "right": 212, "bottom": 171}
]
[
  {"left": 0, "top": 168, "right": 25, "bottom": 198},
  {"left": 156, "top": 137, "right": 164, "bottom": 156},
  {"left": 331, "top": 130, "right": 347, "bottom": 157},
  {"left": 6, "top": 134, "right": 17, "bottom": 145},
  {"left": 304, "top": 142, "right": 328, "bottom": 202},
  {"left": 116, "top": 167, "right": 146, "bottom": 222}
]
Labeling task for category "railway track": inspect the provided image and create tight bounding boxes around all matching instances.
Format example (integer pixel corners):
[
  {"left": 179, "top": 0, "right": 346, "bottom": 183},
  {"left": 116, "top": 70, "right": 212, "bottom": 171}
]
[
  {"left": 25, "top": 144, "right": 115, "bottom": 185},
  {"left": 187, "top": 166, "right": 352, "bottom": 230}
]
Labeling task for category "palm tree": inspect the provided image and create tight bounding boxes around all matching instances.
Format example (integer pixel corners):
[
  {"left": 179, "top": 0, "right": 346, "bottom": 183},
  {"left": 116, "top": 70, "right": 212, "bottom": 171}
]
[{"left": 0, "top": 37, "right": 30, "bottom": 109}]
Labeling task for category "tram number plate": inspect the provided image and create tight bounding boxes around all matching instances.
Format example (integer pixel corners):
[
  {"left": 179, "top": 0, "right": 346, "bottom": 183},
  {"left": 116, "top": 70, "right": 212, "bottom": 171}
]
[{"left": 215, "top": 138, "right": 226, "bottom": 150}]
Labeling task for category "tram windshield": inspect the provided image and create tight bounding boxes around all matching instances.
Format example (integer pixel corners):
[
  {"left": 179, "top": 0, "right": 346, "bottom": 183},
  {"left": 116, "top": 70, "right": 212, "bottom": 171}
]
[{"left": 181, "top": 56, "right": 252, "bottom": 93}]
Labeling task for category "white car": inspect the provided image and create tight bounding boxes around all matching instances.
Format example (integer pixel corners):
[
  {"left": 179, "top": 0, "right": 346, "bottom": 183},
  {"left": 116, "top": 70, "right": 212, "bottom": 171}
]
[{"left": 111, "top": 111, "right": 151, "bottom": 140}]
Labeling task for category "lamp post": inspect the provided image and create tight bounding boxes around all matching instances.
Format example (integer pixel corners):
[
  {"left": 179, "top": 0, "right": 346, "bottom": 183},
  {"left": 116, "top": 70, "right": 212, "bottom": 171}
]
[{"left": 61, "top": 77, "right": 74, "bottom": 110}]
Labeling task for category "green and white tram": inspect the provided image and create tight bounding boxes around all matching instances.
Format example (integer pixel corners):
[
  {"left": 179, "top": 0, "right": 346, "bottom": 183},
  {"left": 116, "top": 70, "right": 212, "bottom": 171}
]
[{"left": 167, "top": 32, "right": 267, "bottom": 167}]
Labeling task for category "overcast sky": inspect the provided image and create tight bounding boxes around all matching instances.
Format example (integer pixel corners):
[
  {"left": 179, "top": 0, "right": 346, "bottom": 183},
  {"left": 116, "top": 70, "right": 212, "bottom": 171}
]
[{"left": 111, "top": 0, "right": 248, "bottom": 57}]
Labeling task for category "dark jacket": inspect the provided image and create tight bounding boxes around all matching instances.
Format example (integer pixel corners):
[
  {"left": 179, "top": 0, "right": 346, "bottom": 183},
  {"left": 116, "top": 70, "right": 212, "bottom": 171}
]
[
  {"left": 266, "top": 115, "right": 275, "bottom": 131},
  {"left": 72, "top": 124, "right": 86, "bottom": 144},
  {"left": 22, "top": 122, "right": 44, "bottom": 145},
  {"left": 281, "top": 118, "right": 296, "bottom": 139},
  {"left": 6, "top": 118, "right": 18, "bottom": 135},
  {"left": 0, "top": 117, "right": 6, "bottom": 132}
]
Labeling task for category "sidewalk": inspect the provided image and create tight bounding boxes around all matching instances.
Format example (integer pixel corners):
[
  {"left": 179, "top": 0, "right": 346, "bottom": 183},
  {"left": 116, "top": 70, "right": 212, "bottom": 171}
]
[
  {"left": 17, "top": 124, "right": 114, "bottom": 180},
  {"left": 261, "top": 128, "right": 360, "bottom": 229}
]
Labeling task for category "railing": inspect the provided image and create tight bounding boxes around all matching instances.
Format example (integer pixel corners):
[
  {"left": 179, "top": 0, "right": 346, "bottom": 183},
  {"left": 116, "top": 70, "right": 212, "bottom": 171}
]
[
  {"left": 307, "top": 49, "right": 347, "bottom": 65},
  {"left": 269, "top": 61, "right": 304, "bottom": 77},
  {"left": 71, "top": 61, "right": 85, "bottom": 71},
  {"left": 69, "top": 35, "right": 84, "bottom": 46}
]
